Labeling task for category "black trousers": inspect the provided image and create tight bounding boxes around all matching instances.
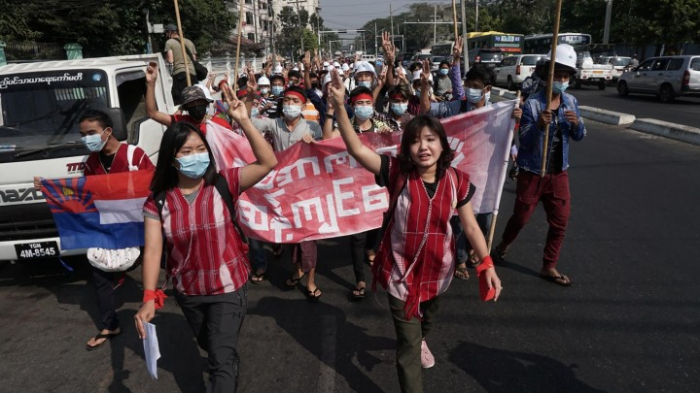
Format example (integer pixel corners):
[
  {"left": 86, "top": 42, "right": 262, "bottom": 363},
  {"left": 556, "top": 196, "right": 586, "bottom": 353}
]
[
  {"left": 176, "top": 286, "right": 248, "bottom": 393},
  {"left": 92, "top": 267, "right": 119, "bottom": 331},
  {"left": 171, "top": 72, "right": 197, "bottom": 105}
]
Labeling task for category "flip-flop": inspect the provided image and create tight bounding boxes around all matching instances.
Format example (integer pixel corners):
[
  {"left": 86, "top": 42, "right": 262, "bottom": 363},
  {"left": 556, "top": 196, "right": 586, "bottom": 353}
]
[
  {"left": 306, "top": 287, "right": 322, "bottom": 302},
  {"left": 540, "top": 273, "right": 572, "bottom": 287},
  {"left": 285, "top": 272, "right": 306, "bottom": 288},
  {"left": 86, "top": 329, "right": 121, "bottom": 351},
  {"left": 250, "top": 271, "right": 266, "bottom": 284},
  {"left": 350, "top": 286, "right": 366, "bottom": 301},
  {"left": 453, "top": 263, "right": 470, "bottom": 280}
]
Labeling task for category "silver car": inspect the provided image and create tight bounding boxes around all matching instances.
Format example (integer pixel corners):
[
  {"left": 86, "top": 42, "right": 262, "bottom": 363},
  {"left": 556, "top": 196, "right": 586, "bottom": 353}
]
[
  {"left": 495, "top": 54, "right": 547, "bottom": 90},
  {"left": 617, "top": 55, "right": 700, "bottom": 102}
]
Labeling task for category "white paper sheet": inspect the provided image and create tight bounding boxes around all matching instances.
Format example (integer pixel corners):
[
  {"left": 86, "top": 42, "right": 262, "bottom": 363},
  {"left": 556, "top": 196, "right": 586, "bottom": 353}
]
[{"left": 142, "top": 322, "right": 161, "bottom": 380}]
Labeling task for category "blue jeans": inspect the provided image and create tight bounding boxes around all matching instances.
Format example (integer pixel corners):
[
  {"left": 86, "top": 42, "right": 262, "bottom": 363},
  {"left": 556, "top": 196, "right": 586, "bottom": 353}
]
[
  {"left": 450, "top": 213, "right": 493, "bottom": 263},
  {"left": 248, "top": 238, "right": 267, "bottom": 272}
]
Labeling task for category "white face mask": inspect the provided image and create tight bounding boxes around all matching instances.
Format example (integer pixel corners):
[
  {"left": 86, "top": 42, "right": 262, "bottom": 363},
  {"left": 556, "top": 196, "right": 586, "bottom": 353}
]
[{"left": 282, "top": 104, "right": 302, "bottom": 120}]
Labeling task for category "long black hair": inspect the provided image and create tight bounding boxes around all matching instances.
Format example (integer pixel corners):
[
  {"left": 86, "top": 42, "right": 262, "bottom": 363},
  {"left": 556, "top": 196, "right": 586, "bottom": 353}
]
[
  {"left": 150, "top": 122, "right": 218, "bottom": 195},
  {"left": 397, "top": 115, "right": 454, "bottom": 180}
]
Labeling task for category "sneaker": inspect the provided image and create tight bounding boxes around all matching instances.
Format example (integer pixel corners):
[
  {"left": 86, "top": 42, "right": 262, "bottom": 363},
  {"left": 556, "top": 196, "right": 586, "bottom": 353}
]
[
  {"left": 490, "top": 245, "right": 507, "bottom": 264},
  {"left": 421, "top": 340, "right": 435, "bottom": 369}
]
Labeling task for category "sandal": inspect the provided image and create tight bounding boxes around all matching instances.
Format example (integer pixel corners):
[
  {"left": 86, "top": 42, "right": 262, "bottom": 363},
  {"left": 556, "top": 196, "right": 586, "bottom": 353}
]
[
  {"left": 365, "top": 256, "right": 375, "bottom": 267},
  {"left": 272, "top": 244, "right": 284, "bottom": 257},
  {"left": 285, "top": 272, "right": 306, "bottom": 288},
  {"left": 491, "top": 246, "right": 507, "bottom": 264},
  {"left": 306, "top": 287, "right": 323, "bottom": 302},
  {"left": 350, "top": 286, "right": 366, "bottom": 300},
  {"left": 453, "top": 263, "right": 469, "bottom": 280},
  {"left": 86, "top": 328, "right": 121, "bottom": 351},
  {"left": 540, "top": 273, "right": 572, "bottom": 287},
  {"left": 250, "top": 270, "right": 266, "bottom": 284}
]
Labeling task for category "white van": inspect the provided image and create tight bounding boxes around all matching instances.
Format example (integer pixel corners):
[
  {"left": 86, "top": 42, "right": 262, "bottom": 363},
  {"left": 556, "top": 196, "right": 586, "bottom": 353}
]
[{"left": 0, "top": 54, "right": 175, "bottom": 262}]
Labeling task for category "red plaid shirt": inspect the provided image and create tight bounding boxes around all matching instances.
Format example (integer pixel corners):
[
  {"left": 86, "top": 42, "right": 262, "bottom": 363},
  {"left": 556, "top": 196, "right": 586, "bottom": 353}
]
[
  {"left": 84, "top": 143, "right": 153, "bottom": 175},
  {"left": 143, "top": 168, "right": 250, "bottom": 295}
]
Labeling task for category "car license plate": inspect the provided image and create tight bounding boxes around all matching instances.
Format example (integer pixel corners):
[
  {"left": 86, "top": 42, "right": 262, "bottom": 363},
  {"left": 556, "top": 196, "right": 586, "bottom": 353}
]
[
  {"left": 593, "top": 70, "right": 603, "bottom": 74},
  {"left": 15, "top": 241, "right": 59, "bottom": 260}
]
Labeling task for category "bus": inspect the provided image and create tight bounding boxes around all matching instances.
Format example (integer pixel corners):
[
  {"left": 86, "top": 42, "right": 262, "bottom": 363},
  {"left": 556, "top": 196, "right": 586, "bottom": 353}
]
[
  {"left": 524, "top": 33, "right": 592, "bottom": 54},
  {"left": 467, "top": 31, "right": 524, "bottom": 54},
  {"left": 430, "top": 42, "right": 454, "bottom": 58}
]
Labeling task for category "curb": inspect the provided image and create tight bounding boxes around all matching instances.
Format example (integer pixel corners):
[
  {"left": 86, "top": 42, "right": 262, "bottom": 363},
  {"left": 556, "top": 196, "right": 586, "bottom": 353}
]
[
  {"left": 579, "top": 106, "right": 636, "bottom": 125},
  {"left": 630, "top": 119, "right": 700, "bottom": 146}
]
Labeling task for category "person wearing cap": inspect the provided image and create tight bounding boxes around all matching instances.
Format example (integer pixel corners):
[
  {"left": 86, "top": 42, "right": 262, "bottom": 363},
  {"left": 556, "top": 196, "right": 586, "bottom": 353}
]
[
  {"left": 302, "top": 53, "right": 354, "bottom": 124},
  {"left": 258, "top": 75, "right": 271, "bottom": 98},
  {"left": 163, "top": 24, "right": 198, "bottom": 105},
  {"left": 145, "top": 62, "right": 232, "bottom": 133},
  {"left": 354, "top": 61, "right": 376, "bottom": 90},
  {"left": 492, "top": 44, "right": 586, "bottom": 287},
  {"left": 250, "top": 87, "right": 324, "bottom": 300}
]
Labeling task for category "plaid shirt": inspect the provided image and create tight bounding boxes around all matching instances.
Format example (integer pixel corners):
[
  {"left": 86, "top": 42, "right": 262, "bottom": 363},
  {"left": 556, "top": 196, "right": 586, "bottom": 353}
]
[
  {"left": 372, "top": 111, "right": 414, "bottom": 132},
  {"left": 143, "top": 168, "right": 250, "bottom": 295}
]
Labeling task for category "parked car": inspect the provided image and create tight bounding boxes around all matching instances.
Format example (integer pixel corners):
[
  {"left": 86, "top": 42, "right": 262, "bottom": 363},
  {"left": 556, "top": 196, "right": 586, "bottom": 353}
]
[
  {"left": 468, "top": 48, "right": 504, "bottom": 68},
  {"left": 617, "top": 55, "right": 700, "bottom": 103},
  {"left": 430, "top": 56, "right": 450, "bottom": 72},
  {"left": 598, "top": 56, "right": 632, "bottom": 82},
  {"left": 495, "top": 54, "right": 547, "bottom": 90}
]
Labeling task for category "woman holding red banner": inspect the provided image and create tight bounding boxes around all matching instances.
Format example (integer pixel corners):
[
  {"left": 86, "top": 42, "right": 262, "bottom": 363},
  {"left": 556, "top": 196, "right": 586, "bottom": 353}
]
[
  {"left": 134, "top": 87, "right": 277, "bottom": 392},
  {"left": 326, "top": 69, "right": 502, "bottom": 392}
]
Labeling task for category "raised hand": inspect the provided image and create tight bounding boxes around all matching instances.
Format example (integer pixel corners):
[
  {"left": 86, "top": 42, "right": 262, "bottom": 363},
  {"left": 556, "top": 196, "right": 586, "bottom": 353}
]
[
  {"left": 247, "top": 68, "right": 258, "bottom": 92},
  {"left": 453, "top": 35, "right": 464, "bottom": 62},
  {"left": 382, "top": 31, "right": 395, "bottom": 65},
  {"left": 146, "top": 61, "right": 159, "bottom": 84},
  {"left": 225, "top": 87, "right": 249, "bottom": 123},
  {"left": 327, "top": 69, "right": 346, "bottom": 109},
  {"left": 420, "top": 59, "right": 431, "bottom": 88},
  {"left": 303, "top": 51, "right": 311, "bottom": 70}
]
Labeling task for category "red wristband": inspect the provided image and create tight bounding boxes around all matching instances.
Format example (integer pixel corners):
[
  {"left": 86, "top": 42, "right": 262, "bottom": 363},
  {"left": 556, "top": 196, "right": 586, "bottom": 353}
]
[
  {"left": 143, "top": 289, "right": 167, "bottom": 310},
  {"left": 476, "top": 255, "right": 494, "bottom": 276}
]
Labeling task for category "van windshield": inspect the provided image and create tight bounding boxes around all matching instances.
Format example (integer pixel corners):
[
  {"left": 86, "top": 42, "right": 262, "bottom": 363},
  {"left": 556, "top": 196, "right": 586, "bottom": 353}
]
[{"left": 0, "top": 70, "right": 110, "bottom": 163}]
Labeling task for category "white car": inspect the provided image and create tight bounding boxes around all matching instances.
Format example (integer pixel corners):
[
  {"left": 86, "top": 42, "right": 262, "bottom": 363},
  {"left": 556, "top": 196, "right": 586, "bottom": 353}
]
[
  {"left": 494, "top": 54, "right": 547, "bottom": 90},
  {"left": 618, "top": 55, "right": 700, "bottom": 102},
  {"left": 598, "top": 56, "right": 632, "bottom": 82}
]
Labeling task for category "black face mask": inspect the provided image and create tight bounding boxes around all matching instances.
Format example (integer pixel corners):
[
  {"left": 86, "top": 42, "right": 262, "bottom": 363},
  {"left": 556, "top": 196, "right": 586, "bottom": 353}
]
[
  {"left": 187, "top": 104, "right": 208, "bottom": 121},
  {"left": 311, "top": 82, "right": 320, "bottom": 89}
]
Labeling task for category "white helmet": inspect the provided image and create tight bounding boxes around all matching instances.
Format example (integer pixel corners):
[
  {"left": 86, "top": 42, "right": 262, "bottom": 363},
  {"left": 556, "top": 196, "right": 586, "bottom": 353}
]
[
  {"left": 333, "top": 61, "right": 341, "bottom": 68},
  {"left": 322, "top": 71, "right": 333, "bottom": 87},
  {"left": 354, "top": 61, "right": 376, "bottom": 76},
  {"left": 547, "top": 44, "right": 577, "bottom": 73},
  {"left": 273, "top": 65, "right": 284, "bottom": 74},
  {"left": 257, "top": 76, "right": 270, "bottom": 86},
  {"left": 323, "top": 61, "right": 330, "bottom": 68},
  {"left": 341, "top": 63, "right": 350, "bottom": 72}
]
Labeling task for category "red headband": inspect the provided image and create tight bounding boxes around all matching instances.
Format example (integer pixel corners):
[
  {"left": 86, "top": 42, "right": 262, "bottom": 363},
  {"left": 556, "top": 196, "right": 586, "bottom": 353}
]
[
  {"left": 351, "top": 93, "right": 373, "bottom": 105},
  {"left": 390, "top": 93, "right": 406, "bottom": 100},
  {"left": 284, "top": 90, "right": 307, "bottom": 103}
]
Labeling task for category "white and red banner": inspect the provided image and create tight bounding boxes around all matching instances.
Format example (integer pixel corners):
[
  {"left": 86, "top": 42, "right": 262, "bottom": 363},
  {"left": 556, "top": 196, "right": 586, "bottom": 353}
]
[{"left": 206, "top": 100, "right": 516, "bottom": 243}]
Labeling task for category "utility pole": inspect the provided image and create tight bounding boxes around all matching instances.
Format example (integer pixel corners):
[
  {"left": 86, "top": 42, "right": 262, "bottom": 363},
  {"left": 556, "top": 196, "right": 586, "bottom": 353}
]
[
  {"left": 268, "top": 0, "right": 276, "bottom": 66},
  {"left": 390, "top": 3, "right": 394, "bottom": 37},
  {"left": 461, "top": 0, "right": 469, "bottom": 76},
  {"left": 603, "top": 0, "right": 613, "bottom": 44},
  {"left": 434, "top": 4, "right": 438, "bottom": 45},
  {"left": 288, "top": 0, "right": 306, "bottom": 55},
  {"left": 475, "top": 0, "right": 479, "bottom": 32},
  {"left": 374, "top": 22, "right": 378, "bottom": 56}
]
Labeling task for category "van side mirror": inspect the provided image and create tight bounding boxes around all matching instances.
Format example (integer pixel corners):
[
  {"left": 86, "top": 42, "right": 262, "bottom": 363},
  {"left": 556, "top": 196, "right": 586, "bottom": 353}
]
[{"left": 103, "top": 107, "right": 128, "bottom": 141}]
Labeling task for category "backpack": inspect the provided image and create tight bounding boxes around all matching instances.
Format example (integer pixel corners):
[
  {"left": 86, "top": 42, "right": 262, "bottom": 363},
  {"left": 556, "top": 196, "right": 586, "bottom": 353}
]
[{"left": 86, "top": 145, "right": 143, "bottom": 272}]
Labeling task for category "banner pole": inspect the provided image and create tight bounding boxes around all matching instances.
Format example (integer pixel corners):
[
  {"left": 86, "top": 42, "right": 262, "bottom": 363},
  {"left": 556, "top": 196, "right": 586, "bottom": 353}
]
[
  {"left": 173, "top": 0, "right": 191, "bottom": 87},
  {"left": 540, "top": 0, "right": 563, "bottom": 177},
  {"left": 451, "top": 0, "right": 459, "bottom": 41},
  {"left": 233, "top": 0, "right": 246, "bottom": 85},
  {"left": 487, "top": 91, "right": 521, "bottom": 252}
]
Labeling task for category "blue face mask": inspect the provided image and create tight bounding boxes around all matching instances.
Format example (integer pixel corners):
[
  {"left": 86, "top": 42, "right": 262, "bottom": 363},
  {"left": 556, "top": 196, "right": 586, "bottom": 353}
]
[
  {"left": 391, "top": 103, "right": 408, "bottom": 116},
  {"left": 358, "top": 81, "right": 372, "bottom": 89},
  {"left": 466, "top": 88, "right": 484, "bottom": 104},
  {"left": 176, "top": 152, "right": 210, "bottom": 179},
  {"left": 354, "top": 105, "right": 374, "bottom": 121},
  {"left": 439, "top": 68, "right": 449, "bottom": 76},
  {"left": 552, "top": 81, "right": 569, "bottom": 94},
  {"left": 81, "top": 130, "right": 107, "bottom": 152},
  {"left": 271, "top": 86, "right": 284, "bottom": 96},
  {"left": 251, "top": 107, "right": 259, "bottom": 117},
  {"left": 282, "top": 104, "right": 302, "bottom": 120}
]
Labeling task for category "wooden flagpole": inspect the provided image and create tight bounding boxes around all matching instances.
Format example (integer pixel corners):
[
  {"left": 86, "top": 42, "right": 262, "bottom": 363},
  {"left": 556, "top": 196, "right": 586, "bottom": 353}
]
[
  {"left": 233, "top": 0, "right": 246, "bottom": 86},
  {"left": 540, "top": 0, "right": 563, "bottom": 177},
  {"left": 487, "top": 90, "right": 521, "bottom": 252},
  {"left": 451, "top": 0, "right": 459, "bottom": 41},
  {"left": 173, "top": 0, "right": 191, "bottom": 87}
]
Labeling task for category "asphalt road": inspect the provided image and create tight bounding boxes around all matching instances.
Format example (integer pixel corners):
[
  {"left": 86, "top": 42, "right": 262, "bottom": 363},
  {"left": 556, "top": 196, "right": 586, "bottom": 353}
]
[
  {"left": 544, "top": 84, "right": 700, "bottom": 128},
  {"left": 1, "top": 121, "right": 699, "bottom": 392}
]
